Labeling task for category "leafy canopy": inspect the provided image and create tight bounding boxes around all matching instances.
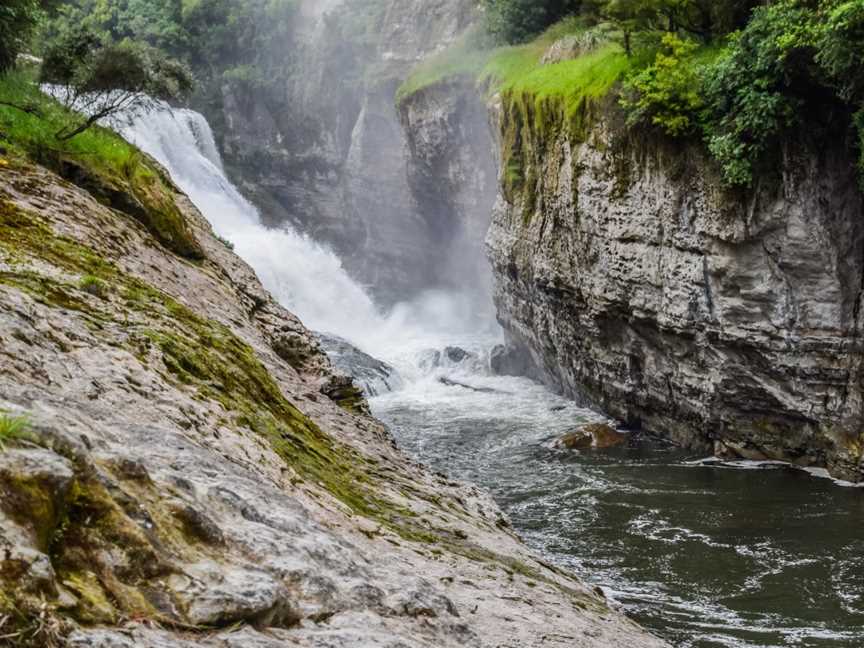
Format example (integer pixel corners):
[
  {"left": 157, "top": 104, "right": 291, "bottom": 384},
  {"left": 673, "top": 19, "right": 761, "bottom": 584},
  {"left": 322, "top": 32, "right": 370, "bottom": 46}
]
[
  {"left": 0, "top": 0, "right": 57, "bottom": 73},
  {"left": 620, "top": 33, "right": 703, "bottom": 136},
  {"left": 40, "top": 29, "right": 193, "bottom": 140}
]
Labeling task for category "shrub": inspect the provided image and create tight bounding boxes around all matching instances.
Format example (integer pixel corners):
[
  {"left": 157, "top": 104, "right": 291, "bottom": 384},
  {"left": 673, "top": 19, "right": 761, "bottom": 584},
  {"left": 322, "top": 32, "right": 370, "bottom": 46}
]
[
  {"left": 621, "top": 33, "right": 704, "bottom": 136},
  {"left": 701, "top": 1, "right": 812, "bottom": 186}
]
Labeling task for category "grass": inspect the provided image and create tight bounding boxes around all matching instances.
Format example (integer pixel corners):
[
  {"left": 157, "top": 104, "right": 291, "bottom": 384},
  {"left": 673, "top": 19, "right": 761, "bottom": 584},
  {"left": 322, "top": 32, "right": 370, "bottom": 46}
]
[
  {"left": 396, "top": 16, "right": 628, "bottom": 109},
  {"left": 484, "top": 44, "right": 634, "bottom": 125},
  {"left": 0, "top": 69, "right": 142, "bottom": 181},
  {"left": 395, "top": 27, "right": 495, "bottom": 105},
  {"left": 0, "top": 68, "right": 203, "bottom": 259},
  {"left": 78, "top": 275, "right": 108, "bottom": 299},
  {"left": 0, "top": 413, "right": 32, "bottom": 449}
]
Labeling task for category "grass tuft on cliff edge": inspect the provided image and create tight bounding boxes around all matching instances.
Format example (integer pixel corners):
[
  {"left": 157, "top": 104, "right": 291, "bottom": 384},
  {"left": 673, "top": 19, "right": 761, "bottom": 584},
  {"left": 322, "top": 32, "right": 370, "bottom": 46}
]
[{"left": 0, "top": 68, "right": 203, "bottom": 260}]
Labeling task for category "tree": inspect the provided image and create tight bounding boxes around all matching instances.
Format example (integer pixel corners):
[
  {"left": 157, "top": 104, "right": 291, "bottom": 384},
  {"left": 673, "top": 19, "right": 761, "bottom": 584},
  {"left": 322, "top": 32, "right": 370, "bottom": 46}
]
[
  {"left": 702, "top": 1, "right": 817, "bottom": 185},
  {"left": 0, "top": 0, "right": 57, "bottom": 73},
  {"left": 657, "top": 0, "right": 759, "bottom": 40},
  {"left": 40, "top": 30, "right": 193, "bottom": 140},
  {"left": 483, "top": 0, "right": 584, "bottom": 43},
  {"left": 596, "top": 0, "right": 663, "bottom": 55}
]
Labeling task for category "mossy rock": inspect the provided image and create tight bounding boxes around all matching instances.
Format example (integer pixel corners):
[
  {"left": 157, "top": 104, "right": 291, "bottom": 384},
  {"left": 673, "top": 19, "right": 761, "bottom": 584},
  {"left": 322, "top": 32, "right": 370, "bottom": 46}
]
[{"left": 56, "top": 158, "right": 204, "bottom": 261}]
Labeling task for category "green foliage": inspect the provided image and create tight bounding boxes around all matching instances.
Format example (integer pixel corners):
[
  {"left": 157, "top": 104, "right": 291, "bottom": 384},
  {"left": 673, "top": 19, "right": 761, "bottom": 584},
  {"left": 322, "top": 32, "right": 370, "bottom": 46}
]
[
  {"left": 816, "top": 1, "right": 864, "bottom": 101},
  {"left": 698, "top": 0, "right": 864, "bottom": 186},
  {"left": 483, "top": 0, "right": 584, "bottom": 44},
  {"left": 620, "top": 33, "right": 704, "bottom": 136},
  {"left": 78, "top": 275, "right": 108, "bottom": 298},
  {"left": 40, "top": 31, "right": 193, "bottom": 140},
  {"left": 599, "top": 0, "right": 663, "bottom": 55},
  {"left": 0, "top": 413, "right": 32, "bottom": 449},
  {"left": 814, "top": 1, "right": 864, "bottom": 178},
  {"left": 0, "top": 69, "right": 142, "bottom": 174},
  {"left": 0, "top": 72, "right": 203, "bottom": 258},
  {"left": 396, "top": 27, "right": 495, "bottom": 105},
  {"left": 0, "top": 0, "right": 56, "bottom": 73}
]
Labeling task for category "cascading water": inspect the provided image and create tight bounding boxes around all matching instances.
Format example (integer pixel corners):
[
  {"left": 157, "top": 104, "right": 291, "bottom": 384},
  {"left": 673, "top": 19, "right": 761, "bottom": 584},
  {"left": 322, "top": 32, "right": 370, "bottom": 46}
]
[{"left": 120, "top": 105, "right": 864, "bottom": 648}]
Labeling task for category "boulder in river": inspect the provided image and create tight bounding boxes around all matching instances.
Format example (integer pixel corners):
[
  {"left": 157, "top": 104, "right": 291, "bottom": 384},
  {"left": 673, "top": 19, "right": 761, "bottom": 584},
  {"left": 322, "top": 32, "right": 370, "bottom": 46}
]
[
  {"left": 317, "top": 334, "right": 403, "bottom": 397},
  {"left": 557, "top": 423, "right": 628, "bottom": 450},
  {"left": 490, "top": 343, "right": 540, "bottom": 379},
  {"left": 443, "top": 346, "right": 473, "bottom": 363}
]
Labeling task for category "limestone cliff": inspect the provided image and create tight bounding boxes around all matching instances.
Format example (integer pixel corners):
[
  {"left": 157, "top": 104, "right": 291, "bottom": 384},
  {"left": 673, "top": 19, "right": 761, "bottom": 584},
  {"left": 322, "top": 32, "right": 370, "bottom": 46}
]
[
  {"left": 397, "top": 75, "right": 499, "bottom": 308},
  {"left": 483, "top": 96, "right": 864, "bottom": 482},
  {"left": 0, "top": 154, "right": 666, "bottom": 647}
]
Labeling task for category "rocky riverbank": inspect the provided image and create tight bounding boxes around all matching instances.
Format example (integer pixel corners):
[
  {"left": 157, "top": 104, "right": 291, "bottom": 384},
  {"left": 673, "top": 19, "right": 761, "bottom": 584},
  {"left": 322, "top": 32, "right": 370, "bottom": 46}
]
[{"left": 0, "top": 155, "right": 667, "bottom": 647}]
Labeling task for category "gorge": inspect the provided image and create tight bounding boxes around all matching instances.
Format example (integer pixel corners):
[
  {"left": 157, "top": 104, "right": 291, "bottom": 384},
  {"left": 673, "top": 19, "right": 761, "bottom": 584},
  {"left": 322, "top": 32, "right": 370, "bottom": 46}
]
[{"left": 1, "top": 0, "right": 864, "bottom": 647}]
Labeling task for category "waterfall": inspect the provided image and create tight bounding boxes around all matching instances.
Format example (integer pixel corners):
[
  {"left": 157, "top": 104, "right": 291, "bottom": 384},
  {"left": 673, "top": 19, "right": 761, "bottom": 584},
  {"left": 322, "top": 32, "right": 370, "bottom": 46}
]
[
  {"left": 120, "top": 105, "right": 384, "bottom": 340},
  {"left": 119, "top": 104, "right": 501, "bottom": 371}
]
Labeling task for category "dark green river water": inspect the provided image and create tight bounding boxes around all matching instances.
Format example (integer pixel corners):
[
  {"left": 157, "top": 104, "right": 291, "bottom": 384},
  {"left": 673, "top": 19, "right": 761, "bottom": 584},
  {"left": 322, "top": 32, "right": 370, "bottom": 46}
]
[{"left": 370, "top": 358, "right": 864, "bottom": 648}]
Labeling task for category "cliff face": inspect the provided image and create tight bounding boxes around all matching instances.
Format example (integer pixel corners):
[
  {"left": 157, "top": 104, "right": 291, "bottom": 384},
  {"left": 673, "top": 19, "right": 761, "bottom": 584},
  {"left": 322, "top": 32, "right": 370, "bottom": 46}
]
[
  {"left": 0, "top": 157, "right": 666, "bottom": 647},
  {"left": 484, "top": 100, "right": 864, "bottom": 482},
  {"left": 209, "top": 0, "right": 479, "bottom": 302},
  {"left": 398, "top": 76, "right": 499, "bottom": 305}
]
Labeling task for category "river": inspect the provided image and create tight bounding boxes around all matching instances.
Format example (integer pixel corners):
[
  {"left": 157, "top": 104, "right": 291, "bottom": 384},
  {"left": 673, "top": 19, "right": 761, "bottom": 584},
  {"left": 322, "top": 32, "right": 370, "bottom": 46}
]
[{"left": 121, "top": 105, "right": 864, "bottom": 648}]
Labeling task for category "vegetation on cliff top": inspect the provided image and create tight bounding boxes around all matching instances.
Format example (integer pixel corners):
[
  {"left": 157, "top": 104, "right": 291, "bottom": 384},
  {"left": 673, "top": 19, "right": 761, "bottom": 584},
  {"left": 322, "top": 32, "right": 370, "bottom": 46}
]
[
  {"left": 400, "top": 0, "right": 864, "bottom": 189},
  {"left": 0, "top": 68, "right": 203, "bottom": 258}
]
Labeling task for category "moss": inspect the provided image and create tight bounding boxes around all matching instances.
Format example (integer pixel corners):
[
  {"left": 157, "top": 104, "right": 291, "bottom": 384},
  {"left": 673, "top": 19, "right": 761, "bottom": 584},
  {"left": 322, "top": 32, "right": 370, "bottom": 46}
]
[
  {"left": 0, "top": 193, "right": 460, "bottom": 552},
  {"left": 0, "top": 591, "right": 67, "bottom": 648},
  {"left": 0, "top": 470, "right": 62, "bottom": 551},
  {"left": 62, "top": 572, "right": 117, "bottom": 625}
]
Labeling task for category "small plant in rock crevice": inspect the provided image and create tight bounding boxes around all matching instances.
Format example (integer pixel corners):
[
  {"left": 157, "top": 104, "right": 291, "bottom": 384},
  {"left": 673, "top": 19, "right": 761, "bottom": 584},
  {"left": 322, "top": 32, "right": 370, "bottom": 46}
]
[
  {"left": 78, "top": 274, "right": 108, "bottom": 299},
  {"left": 0, "top": 413, "right": 32, "bottom": 450}
]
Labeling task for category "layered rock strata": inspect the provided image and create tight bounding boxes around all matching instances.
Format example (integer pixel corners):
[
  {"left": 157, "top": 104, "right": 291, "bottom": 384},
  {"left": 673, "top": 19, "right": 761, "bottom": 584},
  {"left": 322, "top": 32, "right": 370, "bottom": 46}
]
[{"left": 485, "top": 102, "right": 864, "bottom": 481}]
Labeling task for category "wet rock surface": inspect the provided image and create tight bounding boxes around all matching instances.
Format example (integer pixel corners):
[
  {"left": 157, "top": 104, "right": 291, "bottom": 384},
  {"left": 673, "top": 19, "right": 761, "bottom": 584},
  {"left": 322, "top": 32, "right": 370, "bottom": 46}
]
[
  {"left": 0, "top": 161, "right": 667, "bottom": 647},
  {"left": 556, "top": 424, "right": 629, "bottom": 451},
  {"left": 318, "top": 334, "right": 403, "bottom": 397}
]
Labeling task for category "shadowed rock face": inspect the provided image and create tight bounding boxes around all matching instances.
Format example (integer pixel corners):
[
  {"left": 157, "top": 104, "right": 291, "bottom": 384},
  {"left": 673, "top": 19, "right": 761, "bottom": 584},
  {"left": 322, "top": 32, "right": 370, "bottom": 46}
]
[
  {"left": 485, "top": 109, "right": 864, "bottom": 482},
  {"left": 208, "top": 0, "right": 481, "bottom": 303},
  {"left": 398, "top": 76, "right": 500, "bottom": 308}
]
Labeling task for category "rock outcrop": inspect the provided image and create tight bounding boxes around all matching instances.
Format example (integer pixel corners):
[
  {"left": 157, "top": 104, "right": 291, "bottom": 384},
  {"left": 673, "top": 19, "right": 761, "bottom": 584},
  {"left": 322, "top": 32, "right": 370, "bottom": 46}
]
[
  {"left": 0, "top": 158, "right": 667, "bottom": 647},
  {"left": 485, "top": 99, "right": 864, "bottom": 482},
  {"left": 398, "top": 76, "right": 499, "bottom": 304}
]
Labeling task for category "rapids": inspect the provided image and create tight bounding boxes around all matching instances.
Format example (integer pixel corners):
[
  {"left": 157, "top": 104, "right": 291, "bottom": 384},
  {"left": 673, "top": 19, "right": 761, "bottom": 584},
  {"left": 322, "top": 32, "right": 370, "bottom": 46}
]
[{"left": 120, "top": 105, "right": 864, "bottom": 648}]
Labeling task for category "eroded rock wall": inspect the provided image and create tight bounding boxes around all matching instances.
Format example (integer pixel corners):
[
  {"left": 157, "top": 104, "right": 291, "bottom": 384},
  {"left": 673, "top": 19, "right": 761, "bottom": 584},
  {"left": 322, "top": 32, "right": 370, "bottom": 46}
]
[
  {"left": 485, "top": 101, "right": 864, "bottom": 481},
  {"left": 398, "top": 76, "right": 499, "bottom": 308}
]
